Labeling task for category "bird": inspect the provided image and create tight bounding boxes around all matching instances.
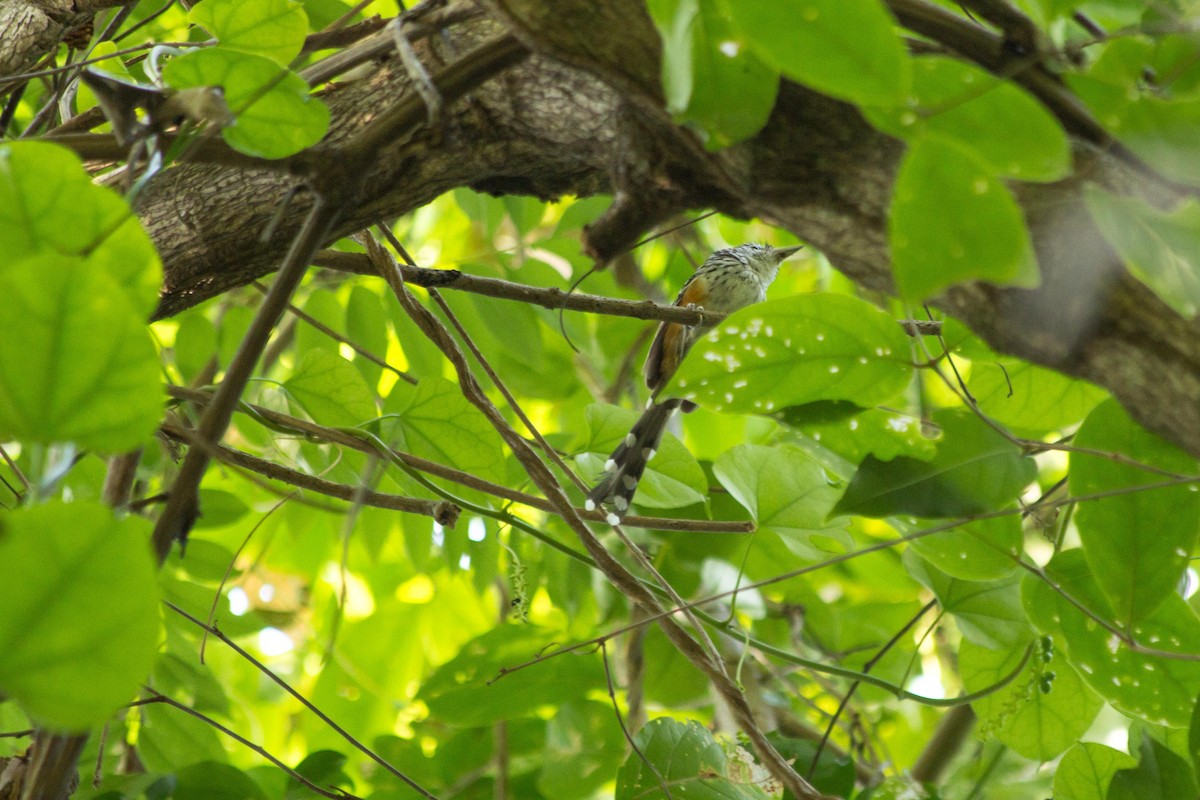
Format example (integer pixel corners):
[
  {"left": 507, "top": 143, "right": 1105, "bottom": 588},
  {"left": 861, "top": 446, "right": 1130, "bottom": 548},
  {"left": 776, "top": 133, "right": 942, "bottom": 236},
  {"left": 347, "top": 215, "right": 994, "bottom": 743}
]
[{"left": 585, "top": 242, "right": 803, "bottom": 524}]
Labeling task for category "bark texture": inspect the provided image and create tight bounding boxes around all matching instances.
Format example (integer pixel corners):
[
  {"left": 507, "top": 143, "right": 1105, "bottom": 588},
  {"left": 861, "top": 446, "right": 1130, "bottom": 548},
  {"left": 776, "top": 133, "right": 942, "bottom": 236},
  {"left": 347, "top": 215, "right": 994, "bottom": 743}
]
[{"left": 83, "top": 1, "right": 1200, "bottom": 457}]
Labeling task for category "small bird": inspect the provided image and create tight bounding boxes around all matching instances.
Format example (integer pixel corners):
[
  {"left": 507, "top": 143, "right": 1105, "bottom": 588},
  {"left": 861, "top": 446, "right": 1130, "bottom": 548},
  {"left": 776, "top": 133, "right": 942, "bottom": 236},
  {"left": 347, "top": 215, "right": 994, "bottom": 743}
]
[{"left": 586, "top": 242, "right": 803, "bottom": 523}]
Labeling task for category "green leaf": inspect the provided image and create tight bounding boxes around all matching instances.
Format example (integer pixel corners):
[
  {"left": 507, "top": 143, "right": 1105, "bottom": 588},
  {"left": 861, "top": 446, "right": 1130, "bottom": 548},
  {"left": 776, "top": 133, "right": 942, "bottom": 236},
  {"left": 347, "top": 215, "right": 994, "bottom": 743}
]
[
  {"left": 1053, "top": 742, "right": 1138, "bottom": 800},
  {"left": 189, "top": 0, "right": 308, "bottom": 65},
  {"left": 1085, "top": 188, "right": 1200, "bottom": 317},
  {"left": 651, "top": 0, "right": 780, "bottom": 149},
  {"left": 908, "top": 514, "right": 1022, "bottom": 581},
  {"left": 1192, "top": 698, "right": 1200, "bottom": 787},
  {"left": 162, "top": 47, "right": 329, "bottom": 159},
  {"left": 577, "top": 403, "right": 707, "bottom": 510},
  {"left": 765, "top": 733, "right": 856, "bottom": 799},
  {"left": 714, "top": 443, "right": 851, "bottom": 560},
  {"left": 345, "top": 286, "right": 390, "bottom": 389},
  {"left": 0, "top": 142, "right": 161, "bottom": 314},
  {"left": 1071, "top": 398, "right": 1200, "bottom": 624},
  {"left": 728, "top": 0, "right": 909, "bottom": 106},
  {"left": 968, "top": 358, "right": 1108, "bottom": 435},
  {"left": 1022, "top": 550, "right": 1200, "bottom": 728},
  {"left": 1071, "top": 73, "right": 1200, "bottom": 187},
  {"left": 286, "top": 750, "right": 352, "bottom": 799},
  {"left": 616, "top": 717, "right": 770, "bottom": 799},
  {"left": 537, "top": 701, "right": 627, "bottom": 799},
  {"left": 285, "top": 349, "right": 377, "bottom": 427},
  {"left": 1109, "top": 735, "right": 1200, "bottom": 800},
  {"left": 962, "top": 638, "right": 1102, "bottom": 761},
  {"left": 419, "top": 626, "right": 605, "bottom": 726},
  {"left": 775, "top": 401, "right": 936, "bottom": 464},
  {"left": 890, "top": 135, "right": 1038, "bottom": 300},
  {"left": 905, "top": 551, "right": 1031, "bottom": 648},
  {"left": 834, "top": 409, "right": 1036, "bottom": 518},
  {"left": 173, "top": 312, "right": 219, "bottom": 384},
  {"left": 0, "top": 253, "right": 161, "bottom": 452},
  {"left": 174, "top": 761, "right": 267, "bottom": 800},
  {"left": 383, "top": 376, "right": 508, "bottom": 484},
  {"left": 0, "top": 501, "right": 159, "bottom": 730},
  {"left": 670, "top": 293, "right": 912, "bottom": 414},
  {"left": 865, "top": 56, "right": 1070, "bottom": 181}
]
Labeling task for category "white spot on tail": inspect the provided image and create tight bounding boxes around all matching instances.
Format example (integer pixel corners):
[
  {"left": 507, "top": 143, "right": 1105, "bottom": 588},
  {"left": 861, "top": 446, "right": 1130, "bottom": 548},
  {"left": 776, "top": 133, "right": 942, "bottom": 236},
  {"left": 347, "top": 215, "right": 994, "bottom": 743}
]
[
  {"left": 606, "top": 512, "right": 621, "bottom": 525},
  {"left": 585, "top": 499, "right": 596, "bottom": 511},
  {"left": 622, "top": 475, "right": 638, "bottom": 490}
]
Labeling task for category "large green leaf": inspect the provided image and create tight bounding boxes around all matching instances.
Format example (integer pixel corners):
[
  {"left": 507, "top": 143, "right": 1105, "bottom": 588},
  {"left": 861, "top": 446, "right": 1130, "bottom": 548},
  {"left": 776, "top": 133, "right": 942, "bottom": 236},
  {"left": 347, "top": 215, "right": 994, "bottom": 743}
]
[
  {"left": 419, "top": 626, "right": 605, "bottom": 727},
  {"left": 865, "top": 56, "right": 1070, "bottom": 182},
  {"left": 968, "top": 358, "right": 1108, "bottom": 435},
  {"left": 727, "top": 0, "right": 909, "bottom": 106},
  {"left": 175, "top": 762, "right": 268, "bottom": 800},
  {"left": 714, "top": 443, "right": 850, "bottom": 560},
  {"left": 1022, "top": 550, "right": 1200, "bottom": 728},
  {"left": 834, "top": 409, "right": 1036, "bottom": 518},
  {"left": 1085, "top": 188, "right": 1200, "bottom": 317},
  {"left": 0, "top": 502, "right": 159, "bottom": 730},
  {"left": 1053, "top": 742, "right": 1138, "bottom": 800},
  {"left": 189, "top": 0, "right": 308, "bottom": 65},
  {"left": 577, "top": 403, "right": 707, "bottom": 510},
  {"left": 0, "top": 142, "right": 160, "bottom": 314},
  {"left": 1071, "top": 399, "right": 1200, "bottom": 624},
  {"left": 615, "top": 717, "right": 770, "bottom": 799},
  {"left": 962, "top": 638, "right": 1102, "bottom": 761},
  {"left": 908, "top": 514, "right": 1022, "bottom": 581},
  {"left": 669, "top": 293, "right": 912, "bottom": 414},
  {"left": 775, "top": 401, "right": 936, "bottom": 464},
  {"left": 1109, "top": 735, "right": 1200, "bottom": 800},
  {"left": 0, "top": 253, "right": 161, "bottom": 451},
  {"left": 384, "top": 376, "right": 508, "bottom": 484},
  {"left": 648, "top": 0, "right": 779, "bottom": 149},
  {"left": 890, "top": 135, "right": 1038, "bottom": 300},
  {"left": 905, "top": 551, "right": 1031, "bottom": 648},
  {"left": 284, "top": 348, "right": 377, "bottom": 427},
  {"left": 163, "top": 47, "right": 329, "bottom": 159}
]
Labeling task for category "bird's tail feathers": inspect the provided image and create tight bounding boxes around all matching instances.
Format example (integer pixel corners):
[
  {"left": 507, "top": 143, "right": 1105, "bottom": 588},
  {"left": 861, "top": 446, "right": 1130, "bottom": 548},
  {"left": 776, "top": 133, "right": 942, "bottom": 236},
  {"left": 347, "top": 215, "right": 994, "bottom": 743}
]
[{"left": 585, "top": 400, "right": 682, "bottom": 524}]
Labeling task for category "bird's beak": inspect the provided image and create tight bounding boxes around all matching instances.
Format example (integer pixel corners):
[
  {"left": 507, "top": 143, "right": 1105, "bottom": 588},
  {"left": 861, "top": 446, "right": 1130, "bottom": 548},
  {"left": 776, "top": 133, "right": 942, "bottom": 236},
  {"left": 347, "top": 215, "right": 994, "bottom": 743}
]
[{"left": 771, "top": 245, "right": 804, "bottom": 262}]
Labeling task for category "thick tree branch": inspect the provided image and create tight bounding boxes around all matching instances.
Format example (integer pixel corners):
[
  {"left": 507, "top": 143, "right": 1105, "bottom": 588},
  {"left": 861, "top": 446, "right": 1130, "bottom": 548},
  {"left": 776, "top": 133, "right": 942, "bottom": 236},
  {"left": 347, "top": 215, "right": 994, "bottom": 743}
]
[{"left": 125, "top": 0, "right": 1200, "bottom": 462}]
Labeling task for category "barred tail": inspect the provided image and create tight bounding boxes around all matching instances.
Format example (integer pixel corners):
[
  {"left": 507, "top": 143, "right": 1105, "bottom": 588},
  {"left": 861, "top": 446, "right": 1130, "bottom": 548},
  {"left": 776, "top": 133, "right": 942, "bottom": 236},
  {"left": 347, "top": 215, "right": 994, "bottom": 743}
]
[{"left": 585, "top": 400, "right": 683, "bottom": 524}]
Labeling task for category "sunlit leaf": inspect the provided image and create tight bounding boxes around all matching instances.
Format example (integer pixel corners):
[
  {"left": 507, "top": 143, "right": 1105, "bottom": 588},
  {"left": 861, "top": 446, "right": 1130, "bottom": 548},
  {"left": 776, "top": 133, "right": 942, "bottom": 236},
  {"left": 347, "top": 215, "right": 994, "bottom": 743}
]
[
  {"left": 0, "top": 253, "right": 161, "bottom": 451},
  {"left": 908, "top": 514, "right": 1022, "bottom": 581},
  {"left": 963, "top": 638, "right": 1102, "bottom": 761},
  {"left": 670, "top": 293, "right": 912, "bottom": 415},
  {"left": 968, "top": 358, "right": 1108, "bottom": 435},
  {"left": 865, "top": 56, "right": 1070, "bottom": 181},
  {"left": 1053, "top": 742, "right": 1138, "bottom": 800},
  {"left": 905, "top": 551, "right": 1031, "bottom": 648},
  {"left": 890, "top": 135, "right": 1038, "bottom": 300},
  {"left": 190, "top": 0, "right": 308, "bottom": 65},
  {"left": 0, "top": 502, "right": 159, "bottom": 730},
  {"left": 285, "top": 348, "right": 377, "bottom": 427},
  {"left": 383, "top": 376, "right": 507, "bottom": 484},
  {"left": 0, "top": 142, "right": 160, "bottom": 314},
  {"left": 163, "top": 47, "right": 329, "bottom": 158},
  {"left": 727, "top": 0, "right": 909, "bottom": 106},
  {"left": 714, "top": 443, "right": 850, "bottom": 560},
  {"left": 1022, "top": 550, "right": 1200, "bottom": 727}
]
